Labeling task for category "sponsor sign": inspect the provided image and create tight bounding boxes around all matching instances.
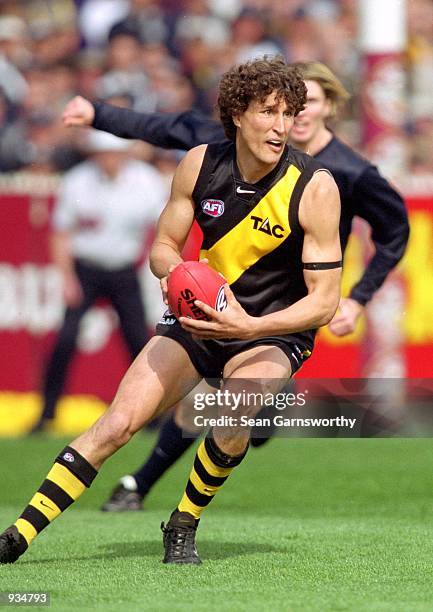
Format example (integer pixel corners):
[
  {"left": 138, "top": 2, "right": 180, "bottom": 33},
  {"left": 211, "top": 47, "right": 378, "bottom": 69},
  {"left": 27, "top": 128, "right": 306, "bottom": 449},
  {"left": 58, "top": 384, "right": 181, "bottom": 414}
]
[{"left": 0, "top": 189, "right": 431, "bottom": 397}]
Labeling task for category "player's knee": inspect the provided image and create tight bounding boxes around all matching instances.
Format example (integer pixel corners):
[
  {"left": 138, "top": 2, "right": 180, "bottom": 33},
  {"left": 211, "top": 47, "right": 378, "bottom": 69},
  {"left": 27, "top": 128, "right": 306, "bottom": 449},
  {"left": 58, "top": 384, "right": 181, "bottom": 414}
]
[
  {"left": 99, "top": 409, "right": 135, "bottom": 450},
  {"left": 213, "top": 431, "right": 249, "bottom": 458},
  {"left": 223, "top": 379, "right": 273, "bottom": 418}
]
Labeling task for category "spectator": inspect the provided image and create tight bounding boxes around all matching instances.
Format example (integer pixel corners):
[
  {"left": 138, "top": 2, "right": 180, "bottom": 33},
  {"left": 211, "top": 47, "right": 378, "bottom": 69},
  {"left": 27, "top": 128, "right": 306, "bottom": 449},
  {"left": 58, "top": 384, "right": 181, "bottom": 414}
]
[
  {"left": 231, "top": 7, "right": 283, "bottom": 63},
  {"left": 0, "top": 0, "right": 431, "bottom": 177},
  {"left": 29, "top": 23, "right": 80, "bottom": 68},
  {"left": 109, "top": 0, "right": 170, "bottom": 47},
  {"left": 173, "top": 0, "right": 231, "bottom": 52},
  {"left": 0, "top": 88, "right": 29, "bottom": 171},
  {"left": 78, "top": 0, "right": 129, "bottom": 49},
  {"left": 96, "top": 29, "right": 156, "bottom": 112},
  {"left": 0, "top": 15, "right": 28, "bottom": 105},
  {"left": 31, "top": 130, "right": 167, "bottom": 432}
]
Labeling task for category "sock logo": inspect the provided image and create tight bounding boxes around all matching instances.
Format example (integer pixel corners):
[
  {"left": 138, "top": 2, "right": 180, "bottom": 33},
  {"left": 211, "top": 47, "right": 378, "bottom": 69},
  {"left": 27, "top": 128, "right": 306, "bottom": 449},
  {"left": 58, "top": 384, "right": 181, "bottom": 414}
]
[
  {"left": 63, "top": 452, "right": 75, "bottom": 463},
  {"left": 40, "top": 499, "right": 54, "bottom": 511}
]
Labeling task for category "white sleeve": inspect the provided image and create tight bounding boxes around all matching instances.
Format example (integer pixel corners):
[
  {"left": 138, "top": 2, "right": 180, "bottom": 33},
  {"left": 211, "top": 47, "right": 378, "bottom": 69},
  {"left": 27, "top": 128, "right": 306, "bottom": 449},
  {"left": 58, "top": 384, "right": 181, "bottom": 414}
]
[
  {"left": 51, "top": 172, "right": 79, "bottom": 232},
  {"left": 143, "top": 167, "right": 170, "bottom": 221}
]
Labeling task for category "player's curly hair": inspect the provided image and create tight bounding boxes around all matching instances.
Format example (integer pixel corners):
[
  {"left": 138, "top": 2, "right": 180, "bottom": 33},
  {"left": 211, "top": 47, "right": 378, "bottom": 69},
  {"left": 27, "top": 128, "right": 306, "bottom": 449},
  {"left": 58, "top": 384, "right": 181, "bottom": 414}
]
[{"left": 217, "top": 56, "right": 307, "bottom": 141}]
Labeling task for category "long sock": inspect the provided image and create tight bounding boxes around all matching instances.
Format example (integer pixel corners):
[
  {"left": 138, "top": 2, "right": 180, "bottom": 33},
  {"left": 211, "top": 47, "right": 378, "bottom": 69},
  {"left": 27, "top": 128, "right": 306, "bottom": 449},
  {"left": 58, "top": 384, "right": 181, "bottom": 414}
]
[
  {"left": 14, "top": 446, "right": 97, "bottom": 552},
  {"left": 133, "top": 414, "right": 196, "bottom": 497},
  {"left": 177, "top": 436, "right": 248, "bottom": 520}
]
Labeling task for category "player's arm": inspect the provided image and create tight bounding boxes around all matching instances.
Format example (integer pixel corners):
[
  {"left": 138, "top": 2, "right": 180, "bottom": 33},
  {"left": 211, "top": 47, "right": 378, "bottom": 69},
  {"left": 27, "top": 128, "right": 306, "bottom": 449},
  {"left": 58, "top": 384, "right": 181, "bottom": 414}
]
[
  {"left": 180, "top": 171, "right": 342, "bottom": 339},
  {"left": 62, "top": 96, "right": 224, "bottom": 150},
  {"left": 248, "top": 170, "right": 342, "bottom": 334},
  {"left": 50, "top": 176, "right": 84, "bottom": 307},
  {"left": 281, "top": 170, "right": 342, "bottom": 329},
  {"left": 349, "top": 165, "right": 409, "bottom": 304},
  {"left": 329, "top": 165, "right": 409, "bottom": 336},
  {"left": 150, "top": 145, "right": 206, "bottom": 299},
  {"left": 50, "top": 231, "right": 83, "bottom": 307}
]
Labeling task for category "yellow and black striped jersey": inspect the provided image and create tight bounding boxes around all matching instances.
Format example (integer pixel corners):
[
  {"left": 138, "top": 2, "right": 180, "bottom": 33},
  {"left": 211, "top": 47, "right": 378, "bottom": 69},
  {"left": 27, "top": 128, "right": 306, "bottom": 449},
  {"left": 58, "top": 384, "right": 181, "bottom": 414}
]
[{"left": 192, "top": 141, "right": 326, "bottom": 348}]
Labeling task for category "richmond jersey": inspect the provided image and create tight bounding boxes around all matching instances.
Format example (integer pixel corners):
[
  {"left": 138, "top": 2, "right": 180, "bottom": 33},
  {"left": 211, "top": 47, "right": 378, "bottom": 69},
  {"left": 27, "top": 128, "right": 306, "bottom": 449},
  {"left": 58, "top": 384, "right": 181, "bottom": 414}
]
[
  {"left": 93, "top": 103, "right": 408, "bottom": 307},
  {"left": 192, "top": 141, "right": 327, "bottom": 349}
]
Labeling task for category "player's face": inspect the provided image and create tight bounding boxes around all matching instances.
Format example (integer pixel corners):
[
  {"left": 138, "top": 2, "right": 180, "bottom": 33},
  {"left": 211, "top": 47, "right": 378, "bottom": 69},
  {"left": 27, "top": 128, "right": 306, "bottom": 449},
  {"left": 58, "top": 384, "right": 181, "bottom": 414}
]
[
  {"left": 234, "top": 92, "right": 295, "bottom": 168},
  {"left": 290, "top": 80, "right": 332, "bottom": 147}
]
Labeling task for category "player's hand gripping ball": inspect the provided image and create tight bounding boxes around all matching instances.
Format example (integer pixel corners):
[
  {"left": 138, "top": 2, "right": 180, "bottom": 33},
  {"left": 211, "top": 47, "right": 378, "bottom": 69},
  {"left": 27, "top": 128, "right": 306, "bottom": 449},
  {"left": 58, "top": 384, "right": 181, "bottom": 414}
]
[{"left": 167, "top": 261, "right": 227, "bottom": 320}]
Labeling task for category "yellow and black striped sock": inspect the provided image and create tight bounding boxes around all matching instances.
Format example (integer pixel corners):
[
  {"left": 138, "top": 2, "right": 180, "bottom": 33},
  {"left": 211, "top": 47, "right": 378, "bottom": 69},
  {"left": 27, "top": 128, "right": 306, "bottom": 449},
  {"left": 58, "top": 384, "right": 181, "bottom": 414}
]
[
  {"left": 14, "top": 446, "right": 97, "bottom": 551},
  {"left": 177, "top": 436, "right": 248, "bottom": 520}
]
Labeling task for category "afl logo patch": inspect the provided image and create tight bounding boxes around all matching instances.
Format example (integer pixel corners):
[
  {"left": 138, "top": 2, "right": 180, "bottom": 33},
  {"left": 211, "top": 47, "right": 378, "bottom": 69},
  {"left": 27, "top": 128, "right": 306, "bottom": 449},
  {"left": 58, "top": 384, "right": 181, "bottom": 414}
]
[
  {"left": 63, "top": 452, "right": 75, "bottom": 463},
  {"left": 215, "top": 286, "right": 228, "bottom": 312},
  {"left": 201, "top": 199, "right": 225, "bottom": 217}
]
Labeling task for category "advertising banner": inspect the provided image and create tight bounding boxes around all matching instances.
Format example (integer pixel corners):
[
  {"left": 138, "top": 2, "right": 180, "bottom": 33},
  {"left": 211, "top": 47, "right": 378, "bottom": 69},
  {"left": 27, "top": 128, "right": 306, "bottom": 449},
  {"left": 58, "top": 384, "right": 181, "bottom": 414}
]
[{"left": 0, "top": 184, "right": 431, "bottom": 433}]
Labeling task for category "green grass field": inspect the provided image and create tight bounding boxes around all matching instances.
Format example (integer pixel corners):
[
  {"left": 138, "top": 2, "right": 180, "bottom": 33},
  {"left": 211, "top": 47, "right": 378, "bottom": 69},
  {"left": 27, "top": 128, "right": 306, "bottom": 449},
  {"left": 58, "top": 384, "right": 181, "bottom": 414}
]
[{"left": 0, "top": 435, "right": 432, "bottom": 611}]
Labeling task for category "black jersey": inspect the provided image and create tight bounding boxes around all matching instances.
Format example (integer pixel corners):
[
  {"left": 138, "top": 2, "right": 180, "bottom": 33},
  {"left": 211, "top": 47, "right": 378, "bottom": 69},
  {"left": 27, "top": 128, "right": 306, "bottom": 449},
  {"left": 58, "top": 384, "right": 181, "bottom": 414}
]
[
  {"left": 192, "top": 141, "right": 326, "bottom": 348},
  {"left": 314, "top": 136, "right": 409, "bottom": 304}
]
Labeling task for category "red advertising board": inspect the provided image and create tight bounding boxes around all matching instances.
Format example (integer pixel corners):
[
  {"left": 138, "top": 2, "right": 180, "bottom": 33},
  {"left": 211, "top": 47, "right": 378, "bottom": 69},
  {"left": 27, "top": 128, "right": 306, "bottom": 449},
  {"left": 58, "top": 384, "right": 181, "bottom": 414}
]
[
  {"left": 0, "top": 187, "right": 140, "bottom": 404},
  {"left": 0, "top": 184, "right": 431, "bottom": 409}
]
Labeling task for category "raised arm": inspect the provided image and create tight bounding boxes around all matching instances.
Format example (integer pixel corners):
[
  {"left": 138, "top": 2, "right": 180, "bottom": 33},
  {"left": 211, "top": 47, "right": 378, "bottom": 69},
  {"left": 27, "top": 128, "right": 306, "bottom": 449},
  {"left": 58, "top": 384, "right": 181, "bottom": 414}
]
[{"left": 62, "top": 96, "right": 225, "bottom": 150}]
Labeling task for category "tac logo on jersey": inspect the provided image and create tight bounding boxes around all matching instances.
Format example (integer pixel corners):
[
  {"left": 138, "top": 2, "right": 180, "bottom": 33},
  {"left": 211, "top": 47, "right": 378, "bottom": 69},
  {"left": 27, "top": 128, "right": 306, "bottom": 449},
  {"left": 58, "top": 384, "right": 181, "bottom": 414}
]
[
  {"left": 250, "top": 215, "right": 285, "bottom": 238},
  {"left": 201, "top": 199, "right": 225, "bottom": 217}
]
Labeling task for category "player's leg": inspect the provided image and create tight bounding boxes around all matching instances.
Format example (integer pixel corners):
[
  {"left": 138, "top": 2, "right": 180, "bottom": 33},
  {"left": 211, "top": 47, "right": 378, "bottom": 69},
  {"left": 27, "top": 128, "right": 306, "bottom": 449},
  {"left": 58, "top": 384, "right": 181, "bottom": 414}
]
[
  {"left": 100, "top": 404, "right": 195, "bottom": 511},
  {"left": 251, "top": 382, "right": 299, "bottom": 447},
  {"left": 0, "top": 337, "right": 201, "bottom": 564},
  {"left": 162, "top": 345, "right": 291, "bottom": 564},
  {"left": 101, "top": 382, "right": 211, "bottom": 511},
  {"left": 250, "top": 341, "right": 312, "bottom": 446},
  {"left": 32, "top": 270, "right": 99, "bottom": 432},
  {"left": 107, "top": 266, "right": 150, "bottom": 358}
]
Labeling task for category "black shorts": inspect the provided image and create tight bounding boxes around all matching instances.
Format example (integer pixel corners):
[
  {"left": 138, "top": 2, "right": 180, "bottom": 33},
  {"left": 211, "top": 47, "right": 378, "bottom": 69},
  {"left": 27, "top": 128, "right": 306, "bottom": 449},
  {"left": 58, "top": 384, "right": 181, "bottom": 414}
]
[{"left": 155, "top": 310, "right": 313, "bottom": 379}]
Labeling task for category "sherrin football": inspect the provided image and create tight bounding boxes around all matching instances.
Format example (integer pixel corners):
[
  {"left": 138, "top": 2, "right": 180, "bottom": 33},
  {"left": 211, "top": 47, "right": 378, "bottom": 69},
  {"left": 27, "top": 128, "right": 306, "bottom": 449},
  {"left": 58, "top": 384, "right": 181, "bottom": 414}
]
[{"left": 167, "top": 261, "right": 227, "bottom": 320}]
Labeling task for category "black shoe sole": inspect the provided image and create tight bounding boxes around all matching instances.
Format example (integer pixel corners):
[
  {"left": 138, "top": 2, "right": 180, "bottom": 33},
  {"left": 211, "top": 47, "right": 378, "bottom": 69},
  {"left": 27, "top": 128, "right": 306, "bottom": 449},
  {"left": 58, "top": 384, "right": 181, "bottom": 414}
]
[{"left": 0, "top": 526, "right": 27, "bottom": 564}]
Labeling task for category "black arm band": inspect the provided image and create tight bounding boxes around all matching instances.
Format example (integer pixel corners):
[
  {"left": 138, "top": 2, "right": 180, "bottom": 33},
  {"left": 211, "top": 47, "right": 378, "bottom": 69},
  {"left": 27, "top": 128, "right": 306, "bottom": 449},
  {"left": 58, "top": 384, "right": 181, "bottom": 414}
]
[{"left": 303, "top": 261, "right": 342, "bottom": 270}]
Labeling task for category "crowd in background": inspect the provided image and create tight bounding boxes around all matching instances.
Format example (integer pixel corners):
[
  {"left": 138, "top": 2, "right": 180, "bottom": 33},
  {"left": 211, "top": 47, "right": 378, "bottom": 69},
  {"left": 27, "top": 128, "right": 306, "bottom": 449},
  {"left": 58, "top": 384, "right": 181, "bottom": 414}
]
[{"left": 0, "top": 0, "right": 432, "bottom": 178}]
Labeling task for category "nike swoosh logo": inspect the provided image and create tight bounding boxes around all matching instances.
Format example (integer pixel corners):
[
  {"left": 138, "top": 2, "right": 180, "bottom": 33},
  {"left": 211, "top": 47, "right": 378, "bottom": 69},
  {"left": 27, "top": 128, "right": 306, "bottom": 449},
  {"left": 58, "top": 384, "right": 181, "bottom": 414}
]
[
  {"left": 236, "top": 186, "right": 255, "bottom": 194},
  {"left": 40, "top": 500, "right": 54, "bottom": 511}
]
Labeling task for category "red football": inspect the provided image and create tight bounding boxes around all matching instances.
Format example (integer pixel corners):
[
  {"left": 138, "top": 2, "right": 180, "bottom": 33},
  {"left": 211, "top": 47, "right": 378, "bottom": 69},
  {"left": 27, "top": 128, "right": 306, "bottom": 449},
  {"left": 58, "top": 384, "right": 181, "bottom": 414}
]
[{"left": 167, "top": 261, "right": 227, "bottom": 320}]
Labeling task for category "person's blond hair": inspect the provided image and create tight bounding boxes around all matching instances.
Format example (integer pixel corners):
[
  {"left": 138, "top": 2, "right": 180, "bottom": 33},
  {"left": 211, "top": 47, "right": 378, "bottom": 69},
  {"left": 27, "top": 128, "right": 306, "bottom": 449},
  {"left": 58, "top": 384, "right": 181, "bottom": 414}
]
[{"left": 293, "top": 61, "right": 350, "bottom": 117}]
